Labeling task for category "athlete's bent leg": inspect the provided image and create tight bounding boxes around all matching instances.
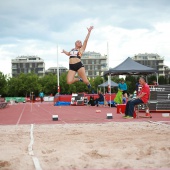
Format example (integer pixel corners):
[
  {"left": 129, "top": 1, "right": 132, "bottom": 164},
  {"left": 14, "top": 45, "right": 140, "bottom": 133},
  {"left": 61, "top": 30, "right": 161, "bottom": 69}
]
[
  {"left": 77, "top": 67, "right": 90, "bottom": 85},
  {"left": 67, "top": 70, "right": 78, "bottom": 84}
]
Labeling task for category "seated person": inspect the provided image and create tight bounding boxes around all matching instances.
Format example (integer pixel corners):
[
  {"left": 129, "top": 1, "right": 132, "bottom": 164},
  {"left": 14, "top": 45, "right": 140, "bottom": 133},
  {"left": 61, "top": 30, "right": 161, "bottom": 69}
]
[
  {"left": 123, "top": 76, "right": 150, "bottom": 119},
  {"left": 88, "top": 96, "right": 95, "bottom": 106},
  {"left": 95, "top": 91, "right": 104, "bottom": 107}
]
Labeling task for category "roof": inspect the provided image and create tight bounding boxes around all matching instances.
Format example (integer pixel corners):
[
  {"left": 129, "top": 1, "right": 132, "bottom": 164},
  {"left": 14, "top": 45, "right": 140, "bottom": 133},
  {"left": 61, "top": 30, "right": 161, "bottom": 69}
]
[
  {"left": 104, "top": 57, "right": 157, "bottom": 76},
  {"left": 98, "top": 80, "right": 118, "bottom": 87}
]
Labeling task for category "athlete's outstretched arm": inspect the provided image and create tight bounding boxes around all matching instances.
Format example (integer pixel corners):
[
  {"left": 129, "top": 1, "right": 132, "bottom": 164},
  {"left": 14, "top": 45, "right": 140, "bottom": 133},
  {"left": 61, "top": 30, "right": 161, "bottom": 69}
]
[
  {"left": 81, "top": 26, "right": 93, "bottom": 53},
  {"left": 61, "top": 49, "right": 70, "bottom": 56}
]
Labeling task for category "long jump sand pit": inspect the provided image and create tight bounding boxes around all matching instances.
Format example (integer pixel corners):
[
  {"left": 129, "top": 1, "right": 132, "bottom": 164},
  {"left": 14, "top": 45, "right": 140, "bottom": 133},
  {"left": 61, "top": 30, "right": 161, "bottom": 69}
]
[{"left": 0, "top": 122, "right": 170, "bottom": 170}]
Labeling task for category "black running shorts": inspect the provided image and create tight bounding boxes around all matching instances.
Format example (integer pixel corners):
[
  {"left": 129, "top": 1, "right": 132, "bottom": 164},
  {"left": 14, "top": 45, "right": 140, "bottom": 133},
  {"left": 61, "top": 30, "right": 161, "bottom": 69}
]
[{"left": 69, "top": 62, "right": 84, "bottom": 72}]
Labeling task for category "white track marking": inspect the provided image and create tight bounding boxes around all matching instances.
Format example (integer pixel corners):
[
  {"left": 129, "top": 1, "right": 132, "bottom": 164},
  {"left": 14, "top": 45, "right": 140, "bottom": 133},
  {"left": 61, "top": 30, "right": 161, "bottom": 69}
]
[
  {"left": 38, "top": 105, "right": 67, "bottom": 124},
  {"left": 16, "top": 104, "right": 26, "bottom": 125},
  {"left": 28, "top": 124, "right": 42, "bottom": 170}
]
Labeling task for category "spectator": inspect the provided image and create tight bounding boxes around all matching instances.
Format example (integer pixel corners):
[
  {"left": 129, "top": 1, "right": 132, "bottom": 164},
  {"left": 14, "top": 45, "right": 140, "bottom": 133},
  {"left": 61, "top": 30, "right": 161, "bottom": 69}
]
[
  {"left": 153, "top": 80, "right": 158, "bottom": 86},
  {"left": 118, "top": 79, "right": 128, "bottom": 98},
  {"left": 88, "top": 96, "right": 95, "bottom": 106},
  {"left": 39, "top": 91, "right": 44, "bottom": 103},
  {"left": 135, "top": 81, "right": 140, "bottom": 95},
  {"left": 123, "top": 76, "right": 150, "bottom": 119},
  {"left": 95, "top": 91, "right": 104, "bottom": 107},
  {"left": 114, "top": 89, "right": 123, "bottom": 104}
]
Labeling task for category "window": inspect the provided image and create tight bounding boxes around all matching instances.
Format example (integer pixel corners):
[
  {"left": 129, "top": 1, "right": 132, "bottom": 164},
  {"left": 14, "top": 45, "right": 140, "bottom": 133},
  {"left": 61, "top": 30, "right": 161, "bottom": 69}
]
[
  {"left": 89, "top": 71, "right": 92, "bottom": 75},
  {"left": 92, "top": 70, "right": 94, "bottom": 75},
  {"left": 38, "top": 68, "right": 43, "bottom": 71},
  {"left": 85, "top": 71, "right": 88, "bottom": 76},
  {"left": 29, "top": 58, "right": 36, "bottom": 60},
  {"left": 12, "top": 64, "right": 17, "bottom": 69}
]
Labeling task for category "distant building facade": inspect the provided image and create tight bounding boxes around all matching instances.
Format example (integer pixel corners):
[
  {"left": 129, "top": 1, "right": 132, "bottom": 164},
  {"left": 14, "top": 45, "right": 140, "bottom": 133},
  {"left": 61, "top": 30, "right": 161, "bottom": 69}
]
[
  {"left": 131, "top": 53, "right": 169, "bottom": 76},
  {"left": 45, "top": 67, "right": 68, "bottom": 75},
  {"left": 81, "top": 51, "right": 107, "bottom": 78},
  {"left": 12, "top": 56, "right": 45, "bottom": 77}
]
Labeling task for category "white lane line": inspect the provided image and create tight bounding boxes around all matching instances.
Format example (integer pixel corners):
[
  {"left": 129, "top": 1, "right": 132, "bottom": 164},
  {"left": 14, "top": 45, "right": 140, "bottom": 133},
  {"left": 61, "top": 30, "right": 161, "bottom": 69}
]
[
  {"left": 16, "top": 104, "right": 26, "bottom": 125},
  {"left": 28, "top": 124, "right": 42, "bottom": 170},
  {"left": 38, "top": 105, "right": 67, "bottom": 124}
]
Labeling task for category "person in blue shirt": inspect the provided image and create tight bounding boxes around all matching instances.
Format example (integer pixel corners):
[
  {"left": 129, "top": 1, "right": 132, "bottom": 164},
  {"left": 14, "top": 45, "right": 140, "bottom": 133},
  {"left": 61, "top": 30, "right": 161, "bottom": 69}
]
[
  {"left": 118, "top": 79, "right": 128, "bottom": 99},
  {"left": 39, "top": 91, "right": 44, "bottom": 103}
]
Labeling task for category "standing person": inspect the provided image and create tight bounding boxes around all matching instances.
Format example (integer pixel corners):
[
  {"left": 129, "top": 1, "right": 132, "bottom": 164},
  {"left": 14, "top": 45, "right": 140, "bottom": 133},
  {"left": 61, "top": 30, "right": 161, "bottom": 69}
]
[
  {"left": 39, "top": 91, "right": 44, "bottom": 103},
  {"left": 135, "top": 81, "right": 140, "bottom": 95},
  {"left": 118, "top": 79, "right": 128, "bottom": 98},
  {"left": 153, "top": 80, "right": 158, "bottom": 86},
  {"left": 123, "top": 76, "right": 150, "bottom": 119},
  {"left": 62, "top": 26, "right": 93, "bottom": 88}
]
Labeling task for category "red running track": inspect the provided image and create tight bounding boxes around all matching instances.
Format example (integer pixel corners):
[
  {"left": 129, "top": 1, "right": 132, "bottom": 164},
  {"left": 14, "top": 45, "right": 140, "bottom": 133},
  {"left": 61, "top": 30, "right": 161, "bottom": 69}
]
[{"left": 0, "top": 103, "right": 169, "bottom": 125}]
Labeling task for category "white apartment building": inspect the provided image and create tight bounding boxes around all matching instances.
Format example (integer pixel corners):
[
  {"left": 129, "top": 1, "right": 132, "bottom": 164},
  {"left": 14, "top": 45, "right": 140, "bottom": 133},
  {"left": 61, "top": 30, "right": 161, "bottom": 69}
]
[{"left": 12, "top": 56, "right": 45, "bottom": 77}]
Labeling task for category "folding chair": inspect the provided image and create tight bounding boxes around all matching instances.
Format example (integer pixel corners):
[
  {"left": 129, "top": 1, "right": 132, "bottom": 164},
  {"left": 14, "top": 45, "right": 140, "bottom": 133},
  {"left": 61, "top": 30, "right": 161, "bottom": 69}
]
[{"left": 134, "top": 95, "right": 152, "bottom": 118}]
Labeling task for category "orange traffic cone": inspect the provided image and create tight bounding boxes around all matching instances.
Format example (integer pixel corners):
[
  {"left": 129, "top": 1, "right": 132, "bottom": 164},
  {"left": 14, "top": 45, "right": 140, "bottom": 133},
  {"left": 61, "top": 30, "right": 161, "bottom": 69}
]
[{"left": 145, "top": 108, "right": 152, "bottom": 118}]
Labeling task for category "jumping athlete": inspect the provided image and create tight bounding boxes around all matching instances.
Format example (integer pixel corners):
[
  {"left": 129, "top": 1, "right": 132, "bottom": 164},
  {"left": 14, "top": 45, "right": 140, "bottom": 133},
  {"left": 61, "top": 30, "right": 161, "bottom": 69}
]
[{"left": 62, "top": 26, "right": 93, "bottom": 88}]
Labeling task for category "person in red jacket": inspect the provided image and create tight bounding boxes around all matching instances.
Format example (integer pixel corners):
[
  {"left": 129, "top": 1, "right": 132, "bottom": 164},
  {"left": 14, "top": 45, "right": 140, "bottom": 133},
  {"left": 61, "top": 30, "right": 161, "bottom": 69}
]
[{"left": 123, "top": 76, "right": 150, "bottom": 119}]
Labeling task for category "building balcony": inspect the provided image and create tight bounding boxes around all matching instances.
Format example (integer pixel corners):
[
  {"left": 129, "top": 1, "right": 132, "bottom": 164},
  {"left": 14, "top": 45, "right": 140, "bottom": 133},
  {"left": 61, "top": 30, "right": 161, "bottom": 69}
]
[
  {"left": 158, "top": 68, "right": 164, "bottom": 71},
  {"left": 159, "top": 73, "right": 165, "bottom": 76},
  {"left": 38, "top": 65, "right": 44, "bottom": 68},
  {"left": 38, "top": 71, "right": 45, "bottom": 73}
]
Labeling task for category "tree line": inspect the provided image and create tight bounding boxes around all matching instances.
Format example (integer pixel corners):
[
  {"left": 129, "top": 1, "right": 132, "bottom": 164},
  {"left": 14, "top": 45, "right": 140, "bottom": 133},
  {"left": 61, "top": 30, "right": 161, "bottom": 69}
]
[{"left": 0, "top": 71, "right": 169, "bottom": 97}]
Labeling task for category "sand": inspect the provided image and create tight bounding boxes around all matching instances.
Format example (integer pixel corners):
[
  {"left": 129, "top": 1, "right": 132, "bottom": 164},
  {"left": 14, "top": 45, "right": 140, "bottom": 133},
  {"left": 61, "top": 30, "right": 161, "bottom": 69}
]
[{"left": 0, "top": 122, "right": 170, "bottom": 170}]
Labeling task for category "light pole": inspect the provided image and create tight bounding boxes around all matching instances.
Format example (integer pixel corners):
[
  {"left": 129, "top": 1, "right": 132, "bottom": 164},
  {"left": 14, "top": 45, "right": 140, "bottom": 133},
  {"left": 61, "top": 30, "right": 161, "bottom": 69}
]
[{"left": 57, "top": 45, "right": 60, "bottom": 94}]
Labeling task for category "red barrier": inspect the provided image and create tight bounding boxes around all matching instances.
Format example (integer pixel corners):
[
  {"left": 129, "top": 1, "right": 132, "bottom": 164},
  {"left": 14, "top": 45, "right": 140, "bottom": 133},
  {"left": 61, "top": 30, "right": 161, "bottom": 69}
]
[
  {"left": 54, "top": 93, "right": 116, "bottom": 102},
  {"left": 26, "top": 97, "right": 41, "bottom": 102},
  {"left": 59, "top": 95, "right": 72, "bottom": 102}
]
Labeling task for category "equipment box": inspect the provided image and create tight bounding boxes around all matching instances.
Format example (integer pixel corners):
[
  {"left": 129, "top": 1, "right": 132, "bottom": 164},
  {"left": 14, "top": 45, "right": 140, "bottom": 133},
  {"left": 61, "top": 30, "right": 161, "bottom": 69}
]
[{"left": 117, "top": 104, "right": 126, "bottom": 114}]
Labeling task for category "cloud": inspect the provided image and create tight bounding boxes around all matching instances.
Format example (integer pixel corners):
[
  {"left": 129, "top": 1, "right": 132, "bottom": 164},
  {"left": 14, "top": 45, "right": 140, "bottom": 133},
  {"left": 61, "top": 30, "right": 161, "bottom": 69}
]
[{"left": 0, "top": 0, "right": 170, "bottom": 75}]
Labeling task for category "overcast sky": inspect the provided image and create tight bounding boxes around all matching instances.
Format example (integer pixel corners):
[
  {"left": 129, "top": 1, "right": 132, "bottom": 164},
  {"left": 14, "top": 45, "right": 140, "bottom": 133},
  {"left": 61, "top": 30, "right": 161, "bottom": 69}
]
[{"left": 0, "top": 0, "right": 170, "bottom": 76}]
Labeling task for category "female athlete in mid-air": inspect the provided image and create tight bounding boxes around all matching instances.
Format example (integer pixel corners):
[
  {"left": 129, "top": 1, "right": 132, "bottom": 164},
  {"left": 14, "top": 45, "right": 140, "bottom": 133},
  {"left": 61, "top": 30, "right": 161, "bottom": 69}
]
[{"left": 62, "top": 26, "right": 93, "bottom": 88}]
